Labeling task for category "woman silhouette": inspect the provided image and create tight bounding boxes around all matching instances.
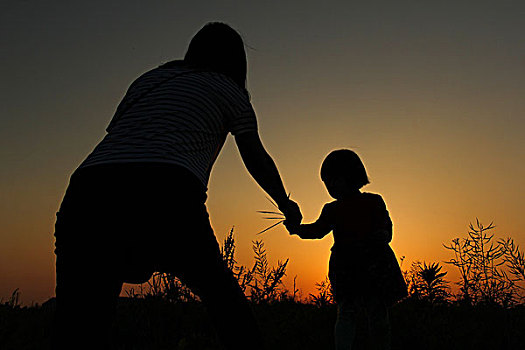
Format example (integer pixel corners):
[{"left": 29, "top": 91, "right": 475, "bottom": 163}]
[{"left": 54, "top": 22, "right": 301, "bottom": 349}]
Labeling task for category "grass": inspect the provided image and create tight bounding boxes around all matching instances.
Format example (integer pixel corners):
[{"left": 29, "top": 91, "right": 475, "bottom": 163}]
[
  {"left": 3, "top": 220, "right": 524, "bottom": 349},
  {"left": 1, "top": 296, "right": 525, "bottom": 350}
]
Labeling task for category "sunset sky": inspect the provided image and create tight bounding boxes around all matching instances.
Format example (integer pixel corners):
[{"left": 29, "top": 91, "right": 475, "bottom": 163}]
[{"left": 1, "top": 1, "right": 524, "bottom": 305}]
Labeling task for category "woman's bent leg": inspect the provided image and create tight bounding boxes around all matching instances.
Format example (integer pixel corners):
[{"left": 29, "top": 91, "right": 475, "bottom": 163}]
[
  {"left": 55, "top": 254, "right": 123, "bottom": 350},
  {"left": 53, "top": 172, "right": 125, "bottom": 350},
  {"left": 174, "top": 237, "right": 265, "bottom": 350}
]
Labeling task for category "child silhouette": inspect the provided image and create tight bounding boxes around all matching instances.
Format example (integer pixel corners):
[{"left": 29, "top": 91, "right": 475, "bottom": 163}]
[{"left": 285, "top": 149, "right": 407, "bottom": 350}]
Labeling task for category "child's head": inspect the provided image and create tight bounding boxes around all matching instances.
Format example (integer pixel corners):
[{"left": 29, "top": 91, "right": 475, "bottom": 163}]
[{"left": 320, "top": 149, "right": 370, "bottom": 199}]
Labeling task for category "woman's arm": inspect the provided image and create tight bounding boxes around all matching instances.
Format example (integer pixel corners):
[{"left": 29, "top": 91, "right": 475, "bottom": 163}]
[{"left": 235, "top": 131, "right": 302, "bottom": 224}]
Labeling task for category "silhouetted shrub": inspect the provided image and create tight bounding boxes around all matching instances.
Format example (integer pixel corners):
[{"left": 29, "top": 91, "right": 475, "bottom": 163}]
[
  {"left": 404, "top": 261, "right": 450, "bottom": 304},
  {"left": 444, "top": 219, "right": 522, "bottom": 306},
  {"left": 309, "top": 277, "right": 334, "bottom": 307}
]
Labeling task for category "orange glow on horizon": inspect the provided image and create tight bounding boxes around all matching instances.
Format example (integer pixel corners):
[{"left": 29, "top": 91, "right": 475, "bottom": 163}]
[{"left": 2, "top": 1, "right": 524, "bottom": 305}]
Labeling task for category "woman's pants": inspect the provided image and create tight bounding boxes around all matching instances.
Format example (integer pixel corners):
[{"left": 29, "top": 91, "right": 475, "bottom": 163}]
[{"left": 54, "top": 163, "right": 263, "bottom": 349}]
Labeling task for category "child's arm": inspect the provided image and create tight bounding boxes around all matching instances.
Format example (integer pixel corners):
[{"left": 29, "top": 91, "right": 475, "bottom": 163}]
[{"left": 285, "top": 203, "right": 333, "bottom": 239}]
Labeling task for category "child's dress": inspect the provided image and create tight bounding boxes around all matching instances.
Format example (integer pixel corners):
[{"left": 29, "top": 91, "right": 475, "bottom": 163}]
[{"left": 297, "top": 192, "right": 407, "bottom": 305}]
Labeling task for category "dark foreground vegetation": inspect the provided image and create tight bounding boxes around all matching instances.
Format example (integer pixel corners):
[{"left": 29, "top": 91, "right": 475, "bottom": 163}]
[
  {"left": 1, "top": 295, "right": 525, "bottom": 350},
  {"left": 2, "top": 220, "right": 524, "bottom": 349}
]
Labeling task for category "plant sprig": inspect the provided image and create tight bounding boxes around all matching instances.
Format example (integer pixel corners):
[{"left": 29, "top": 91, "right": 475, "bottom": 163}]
[{"left": 256, "top": 196, "right": 287, "bottom": 235}]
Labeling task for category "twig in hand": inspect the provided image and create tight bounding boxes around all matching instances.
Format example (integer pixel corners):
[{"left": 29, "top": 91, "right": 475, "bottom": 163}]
[
  {"left": 256, "top": 195, "right": 289, "bottom": 235},
  {"left": 256, "top": 220, "right": 285, "bottom": 235}
]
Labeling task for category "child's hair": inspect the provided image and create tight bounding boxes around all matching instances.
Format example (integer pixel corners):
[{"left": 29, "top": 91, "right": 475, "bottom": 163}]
[{"left": 320, "top": 149, "right": 370, "bottom": 189}]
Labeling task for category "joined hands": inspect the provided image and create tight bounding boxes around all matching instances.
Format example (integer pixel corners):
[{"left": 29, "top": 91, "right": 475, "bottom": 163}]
[
  {"left": 279, "top": 199, "right": 303, "bottom": 234},
  {"left": 279, "top": 199, "right": 302, "bottom": 235}
]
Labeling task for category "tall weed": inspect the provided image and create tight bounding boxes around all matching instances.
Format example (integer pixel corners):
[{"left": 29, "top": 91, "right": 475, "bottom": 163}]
[{"left": 444, "top": 219, "right": 520, "bottom": 306}]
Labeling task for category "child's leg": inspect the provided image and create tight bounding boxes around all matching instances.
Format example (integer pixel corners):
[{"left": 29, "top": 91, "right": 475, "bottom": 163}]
[
  {"left": 334, "top": 299, "right": 359, "bottom": 350},
  {"left": 363, "top": 295, "right": 391, "bottom": 350}
]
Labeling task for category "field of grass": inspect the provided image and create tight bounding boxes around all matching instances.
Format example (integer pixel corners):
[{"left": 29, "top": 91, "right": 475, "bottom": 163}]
[
  {"left": 3, "top": 221, "right": 523, "bottom": 349},
  {"left": 1, "top": 296, "right": 524, "bottom": 350}
]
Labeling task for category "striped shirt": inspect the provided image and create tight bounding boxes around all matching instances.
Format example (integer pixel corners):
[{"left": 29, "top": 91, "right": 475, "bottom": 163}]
[{"left": 79, "top": 61, "right": 258, "bottom": 187}]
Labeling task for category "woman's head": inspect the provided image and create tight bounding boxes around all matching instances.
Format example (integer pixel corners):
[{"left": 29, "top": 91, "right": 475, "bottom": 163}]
[
  {"left": 184, "top": 22, "right": 247, "bottom": 89},
  {"left": 320, "top": 149, "right": 370, "bottom": 199}
]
